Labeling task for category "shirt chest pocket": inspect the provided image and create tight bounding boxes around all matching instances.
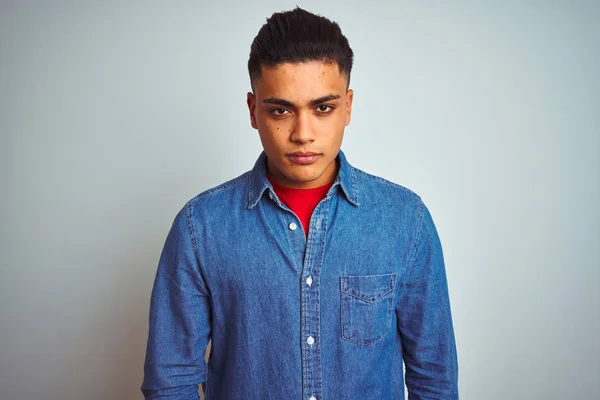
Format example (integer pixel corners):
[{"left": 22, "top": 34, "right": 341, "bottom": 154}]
[{"left": 340, "top": 274, "right": 397, "bottom": 346}]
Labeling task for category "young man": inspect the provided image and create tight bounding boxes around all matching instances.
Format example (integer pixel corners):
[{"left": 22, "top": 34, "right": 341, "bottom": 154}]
[{"left": 142, "top": 7, "right": 458, "bottom": 400}]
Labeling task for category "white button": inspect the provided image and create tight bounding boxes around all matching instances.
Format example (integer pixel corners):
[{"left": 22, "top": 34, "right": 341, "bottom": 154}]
[
  {"left": 306, "top": 276, "right": 313, "bottom": 286},
  {"left": 315, "top": 219, "right": 321, "bottom": 229},
  {"left": 309, "top": 396, "right": 316, "bottom": 400},
  {"left": 307, "top": 336, "right": 315, "bottom": 345},
  {"left": 289, "top": 222, "right": 297, "bottom": 231}
]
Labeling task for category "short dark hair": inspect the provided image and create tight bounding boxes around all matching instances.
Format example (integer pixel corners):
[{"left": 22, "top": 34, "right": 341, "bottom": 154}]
[{"left": 248, "top": 7, "right": 354, "bottom": 90}]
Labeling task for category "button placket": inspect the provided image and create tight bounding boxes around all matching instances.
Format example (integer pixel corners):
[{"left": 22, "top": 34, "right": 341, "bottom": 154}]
[{"left": 300, "top": 201, "right": 328, "bottom": 400}]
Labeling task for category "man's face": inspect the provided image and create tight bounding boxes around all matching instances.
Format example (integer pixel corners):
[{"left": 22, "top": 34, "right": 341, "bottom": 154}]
[{"left": 247, "top": 61, "right": 353, "bottom": 189}]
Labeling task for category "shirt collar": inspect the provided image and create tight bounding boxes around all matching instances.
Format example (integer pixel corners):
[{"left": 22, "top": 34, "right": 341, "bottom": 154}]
[{"left": 247, "top": 150, "right": 360, "bottom": 209}]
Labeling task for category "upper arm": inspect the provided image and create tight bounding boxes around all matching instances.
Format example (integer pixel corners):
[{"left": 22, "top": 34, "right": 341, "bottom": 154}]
[
  {"left": 396, "top": 200, "right": 459, "bottom": 399},
  {"left": 141, "top": 203, "right": 212, "bottom": 399}
]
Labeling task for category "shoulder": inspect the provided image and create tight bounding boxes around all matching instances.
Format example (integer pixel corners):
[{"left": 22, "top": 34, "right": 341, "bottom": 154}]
[
  {"left": 352, "top": 166, "right": 424, "bottom": 210},
  {"left": 351, "top": 166, "right": 442, "bottom": 262},
  {"left": 177, "top": 171, "right": 252, "bottom": 217},
  {"left": 192, "top": 171, "right": 251, "bottom": 201}
]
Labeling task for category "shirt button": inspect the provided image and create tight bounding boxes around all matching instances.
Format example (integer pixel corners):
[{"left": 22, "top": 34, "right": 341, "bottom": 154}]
[
  {"left": 309, "top": 396, "right": 316, "bottom": 400},
  {"left": 306, "top": 276, "right": 313, "bottom": 286},
  {"left": 289, "top": 222, "right": 297, "bottom": 231},
  {"left": 307, "top": 336, "right": 315, "bottom": 345}
]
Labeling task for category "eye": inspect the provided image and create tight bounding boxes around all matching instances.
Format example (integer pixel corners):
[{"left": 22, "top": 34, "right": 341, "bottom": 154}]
[
  {"left": 316, "top": 105, "right": 334, "bottom": 113},
  {"left": 270, "top": 108, "right": 289, "bottom": 116}
]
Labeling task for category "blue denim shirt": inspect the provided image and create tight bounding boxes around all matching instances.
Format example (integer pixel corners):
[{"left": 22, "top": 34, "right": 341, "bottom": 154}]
[{"left": 142, "top": 151, "right": 458, "bottom": 399}]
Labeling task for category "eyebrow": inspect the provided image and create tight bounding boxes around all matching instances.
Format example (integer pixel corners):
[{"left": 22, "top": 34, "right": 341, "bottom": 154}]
[{"left": 262, "top": 94, "right": 341, "bottom": 108}]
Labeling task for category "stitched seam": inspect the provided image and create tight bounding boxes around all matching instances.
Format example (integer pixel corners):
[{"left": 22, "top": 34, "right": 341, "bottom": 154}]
[
  {"left": 354, "top": 168, "right": 421, "bottom": 198},
  {"left": 188, "top": 172, "right": 251, "bottom": 204},
  {"left": 342, "top": 273, "right": 397, "bottom": 278},
  {"left": 340, "top": 273, "right": 397, "bottom": 346},
  {"left": 350, "top": 166, "right": 360, "bottom": 205},
  {"left": 339, "top": 279, "right": 344, "bottom": 345},
  {"left": 311, "top": 200, "right": 328, "bottom": 399},
  {"left": 341, "top": 287, "right": 395, "bottom": 304},
  {"left": 406, "top": 199, "right": 426, "bottom": 283},
  {"left": 340, "top": 274, "right": 397, "bottom": 301},
  {"left": 285, "top": 213, "right": 302, "bottom": 272},
  {"left": 247, "top": 167, "right": 255, "bottom": 205},
  {"left": 341, "top": 324, "right": 393, "bottom": 346},
  {"left": 184, "top": 201, "right": 210, "bottom": 297}
]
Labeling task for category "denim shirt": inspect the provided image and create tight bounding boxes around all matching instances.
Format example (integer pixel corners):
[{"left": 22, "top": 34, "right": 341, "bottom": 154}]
[{"left": 142, "top": 150, "right": 459, "bottom": 400}]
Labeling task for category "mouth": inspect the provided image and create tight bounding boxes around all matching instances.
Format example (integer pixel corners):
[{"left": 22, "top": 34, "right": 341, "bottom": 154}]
[{"left": 287, "top": 152, "right": 321, "bottom": 165}]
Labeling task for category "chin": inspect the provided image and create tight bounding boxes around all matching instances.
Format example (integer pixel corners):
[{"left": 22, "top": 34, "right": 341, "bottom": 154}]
[{"left": 290, "top": 170, "right": 322, "bottom": 182}]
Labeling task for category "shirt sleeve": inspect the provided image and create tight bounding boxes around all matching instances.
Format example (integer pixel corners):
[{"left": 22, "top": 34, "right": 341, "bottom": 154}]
[
  {"left": 396, "top": 199, "right": 459, "bottom": 399},
  {"left": 141, "top": 202, "right": 212, "bottom": 400}
]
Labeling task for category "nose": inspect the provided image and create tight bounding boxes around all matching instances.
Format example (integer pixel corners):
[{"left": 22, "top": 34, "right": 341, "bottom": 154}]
[{"left": 290, "top": 111, "right": 315, "bottom": 145}]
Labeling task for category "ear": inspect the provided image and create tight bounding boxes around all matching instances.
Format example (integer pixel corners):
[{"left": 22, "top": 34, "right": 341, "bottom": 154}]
[
  {"left": 344, "top": 89, "right": 354, "bottom": 126},
  {"left": 247, "top": 92, "right": 258, "bottom": 129}
]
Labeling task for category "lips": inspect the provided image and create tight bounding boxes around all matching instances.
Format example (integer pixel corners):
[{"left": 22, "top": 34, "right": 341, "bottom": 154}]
[{"left": 287, "top": 152, "right": 320, "bottom": 165}]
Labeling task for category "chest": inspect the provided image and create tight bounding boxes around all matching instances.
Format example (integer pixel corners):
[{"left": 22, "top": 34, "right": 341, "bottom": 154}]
[{"left": 195, "top": 197, "right": 413, "bottom": 301}]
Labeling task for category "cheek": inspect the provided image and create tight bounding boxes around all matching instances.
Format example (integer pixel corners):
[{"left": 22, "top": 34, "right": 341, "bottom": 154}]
[
  {"left": 260, "top": 119, "right": 294, "bottom": 139},
  {"left": 318, "top": 113, "right": 346, "bottom": 134},
  {"left": 258, "top": 129, "right": 286, "bottom": 152}
]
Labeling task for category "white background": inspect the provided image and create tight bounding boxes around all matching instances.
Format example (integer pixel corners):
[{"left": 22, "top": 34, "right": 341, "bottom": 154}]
[{"left": 1, "top": 1, "right": 598, "bottom": 399}]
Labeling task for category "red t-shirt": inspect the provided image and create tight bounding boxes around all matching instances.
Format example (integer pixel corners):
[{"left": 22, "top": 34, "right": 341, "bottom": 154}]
[{"left": 268, "top": 178, "right": 333, "bottom": 237}]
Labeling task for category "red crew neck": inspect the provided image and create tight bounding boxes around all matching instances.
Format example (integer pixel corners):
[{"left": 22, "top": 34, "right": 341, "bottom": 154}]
[{"left": 268, "top": 178, "right": 333, "bottom": 237}]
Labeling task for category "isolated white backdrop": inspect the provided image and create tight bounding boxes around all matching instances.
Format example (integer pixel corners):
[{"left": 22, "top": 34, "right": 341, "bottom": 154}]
[{"left": 1, "top": 1, "right": 598, "bottom": 399}]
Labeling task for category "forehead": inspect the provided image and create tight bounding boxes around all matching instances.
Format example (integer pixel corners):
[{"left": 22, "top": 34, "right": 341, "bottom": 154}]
[{"left": 253, "top": 61, "right": 347, "bottom": 100}]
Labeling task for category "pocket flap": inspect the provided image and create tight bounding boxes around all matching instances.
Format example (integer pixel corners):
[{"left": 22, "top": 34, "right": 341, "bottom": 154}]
[{"left": 340, "top": 274, "right": 397, "bottom": 304}]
